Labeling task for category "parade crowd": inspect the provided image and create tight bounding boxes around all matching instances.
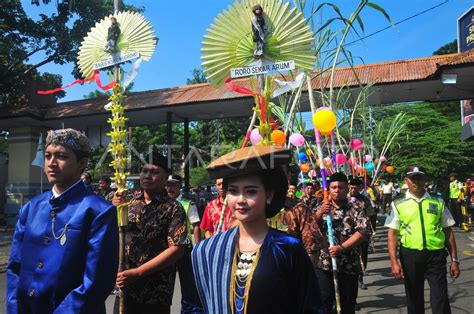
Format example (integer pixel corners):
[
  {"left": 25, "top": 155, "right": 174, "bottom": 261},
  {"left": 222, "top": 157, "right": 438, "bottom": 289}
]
[{"left": 6, "top": 129, "right": 473, "bottom": 314}]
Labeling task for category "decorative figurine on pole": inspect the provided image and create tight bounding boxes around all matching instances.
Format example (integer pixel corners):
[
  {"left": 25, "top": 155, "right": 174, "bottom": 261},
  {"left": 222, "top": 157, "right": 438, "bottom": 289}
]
[
  {"left": 105, "top": 17, "right": 121, "bottom": 53},
  {"left": 251, "top": 4, "right": 266, "bottom": 57}
]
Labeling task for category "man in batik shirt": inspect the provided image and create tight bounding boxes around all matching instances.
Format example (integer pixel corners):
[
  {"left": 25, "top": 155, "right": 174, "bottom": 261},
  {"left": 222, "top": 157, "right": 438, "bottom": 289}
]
[
  {"left": 200, "top": 178, "right": 233, "bottom": 238},
  {"left": 287, "top": 172, "right": 370, "bottom": 314},
  {"left": 113, "top": 153, "right": 189, "bottom": 314}
]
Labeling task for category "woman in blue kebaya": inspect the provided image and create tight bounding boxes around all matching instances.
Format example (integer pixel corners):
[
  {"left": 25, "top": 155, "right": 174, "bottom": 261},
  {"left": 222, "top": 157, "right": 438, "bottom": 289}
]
[
  {"left": 191, "top": 145, "right": 324, "bottom": 314},
  {"left": 7, "top": 129, "right": 118, "bottom": 314}
]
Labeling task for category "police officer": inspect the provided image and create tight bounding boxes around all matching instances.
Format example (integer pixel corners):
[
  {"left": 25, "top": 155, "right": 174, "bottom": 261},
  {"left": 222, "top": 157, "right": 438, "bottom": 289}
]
[
  {"left": 165, "top": 174, "right": 203, "bottom": 313},
  {"left": 385, "top": 166, "right": 460, "bottom": 314},
  {"left": 448, "top": 173, "right": 463, "bottom": 227}
]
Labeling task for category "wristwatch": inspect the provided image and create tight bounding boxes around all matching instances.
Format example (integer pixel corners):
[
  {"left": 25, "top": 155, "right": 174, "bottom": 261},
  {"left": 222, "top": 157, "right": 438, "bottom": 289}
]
[{"left": 452, "top": 258, "right": 460, "bottom": 264}]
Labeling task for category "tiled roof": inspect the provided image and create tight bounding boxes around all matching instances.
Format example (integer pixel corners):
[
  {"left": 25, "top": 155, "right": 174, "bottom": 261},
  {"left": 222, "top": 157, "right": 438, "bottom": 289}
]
[{"left": 2, "top": 49, "right": 474, "bottom": 120}]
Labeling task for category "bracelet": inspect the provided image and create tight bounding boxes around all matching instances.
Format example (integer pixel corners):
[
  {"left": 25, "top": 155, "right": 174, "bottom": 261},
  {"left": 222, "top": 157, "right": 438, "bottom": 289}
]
[
  {"left": 340, "top": 243, "right": 347, "bottom": 251},
  {"left": 452, "top": 258, "right": 460, "bottom": 264}
]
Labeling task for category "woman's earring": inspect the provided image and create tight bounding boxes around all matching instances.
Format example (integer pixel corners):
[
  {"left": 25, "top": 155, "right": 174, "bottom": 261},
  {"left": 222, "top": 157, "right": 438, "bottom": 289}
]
[{"left": 266, "top": 199, "right": 271, "bottom": 205}]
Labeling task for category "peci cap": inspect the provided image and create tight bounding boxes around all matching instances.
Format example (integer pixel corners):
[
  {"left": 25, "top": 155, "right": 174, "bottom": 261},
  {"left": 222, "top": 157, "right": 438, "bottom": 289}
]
[
  {"left": 207, "top": 145, "right": 291, "bottom": 180},
  {"left": 150, "top": 152, "right": 170, "bottom": 173},
  {"left": 328, "top": 172, "right": 348, "bottom": 184},
  {"left": 406, "top": 166, "right": 427, "bottom": 178},
  {"left": 348, "top": 176, "right": 363, "bottom": 186}
]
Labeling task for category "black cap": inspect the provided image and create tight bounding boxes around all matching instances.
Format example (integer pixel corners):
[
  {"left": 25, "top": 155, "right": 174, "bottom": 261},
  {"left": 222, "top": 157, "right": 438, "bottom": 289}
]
[
  {"left": 328, "top": 172, "right": 348, "bottom": 183},
  {"left": 349, "top": 176, "right": 363, "bottom": 185},
  {"left": 406, "top": 166, "right": 427, "bottom": 178},
  {"left": 167, "top": 174, "right": 182, "bottom": 184},
  {"left": 151, "top": 152, "right": 170, "bottom": 173}
]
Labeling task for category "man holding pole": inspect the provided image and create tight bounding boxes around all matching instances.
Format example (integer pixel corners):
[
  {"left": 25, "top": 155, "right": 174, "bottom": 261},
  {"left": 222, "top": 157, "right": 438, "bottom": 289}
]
[
  {"left": 113, "top": 152, "right": 189, "bottom": 313},
  {"left": 287, "top": 172, "right": 370, "bottom": 313}
]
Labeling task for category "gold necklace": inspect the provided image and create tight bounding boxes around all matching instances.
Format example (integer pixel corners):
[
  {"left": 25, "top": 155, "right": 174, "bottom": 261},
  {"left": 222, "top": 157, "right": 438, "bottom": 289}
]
[{"left": 230, "top": 247, "right": 260, "bottom": 314}]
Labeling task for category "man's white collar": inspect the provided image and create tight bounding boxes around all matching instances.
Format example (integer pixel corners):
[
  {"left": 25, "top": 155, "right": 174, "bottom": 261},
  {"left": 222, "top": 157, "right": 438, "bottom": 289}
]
[{"left": 405, "top": 190, "right": 430, "bottom": 202}]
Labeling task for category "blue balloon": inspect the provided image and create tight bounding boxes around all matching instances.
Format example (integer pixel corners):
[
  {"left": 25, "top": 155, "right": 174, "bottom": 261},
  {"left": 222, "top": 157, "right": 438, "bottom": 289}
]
[
  {"left": 364, "top": 161, "right": 375, "bottom": 172},
  {"left": 298, "top": 152, "right": 307, "bottom": 162}
]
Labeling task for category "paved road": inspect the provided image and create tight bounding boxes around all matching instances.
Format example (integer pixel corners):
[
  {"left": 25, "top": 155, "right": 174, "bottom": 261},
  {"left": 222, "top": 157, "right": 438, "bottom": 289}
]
[{"left": 1, "top": 218, "right": 474, "bottom": 313}]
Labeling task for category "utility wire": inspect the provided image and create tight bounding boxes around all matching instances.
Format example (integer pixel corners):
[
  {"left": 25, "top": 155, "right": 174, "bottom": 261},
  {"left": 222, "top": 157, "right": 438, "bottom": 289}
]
[{"left": 340, "top": 0, "right": 449, "bottom": 49}]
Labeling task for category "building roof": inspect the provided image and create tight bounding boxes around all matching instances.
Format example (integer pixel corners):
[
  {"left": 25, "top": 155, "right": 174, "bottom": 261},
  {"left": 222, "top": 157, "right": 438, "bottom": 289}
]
[{"left": 1, "top": 49, "right": 474, "bottom": 129}]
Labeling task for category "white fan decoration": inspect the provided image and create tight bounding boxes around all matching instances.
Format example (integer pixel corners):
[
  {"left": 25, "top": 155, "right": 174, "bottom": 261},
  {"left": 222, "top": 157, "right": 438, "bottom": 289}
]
[{"left": 77, "top": 11, "right": 157, "bottom": 79}]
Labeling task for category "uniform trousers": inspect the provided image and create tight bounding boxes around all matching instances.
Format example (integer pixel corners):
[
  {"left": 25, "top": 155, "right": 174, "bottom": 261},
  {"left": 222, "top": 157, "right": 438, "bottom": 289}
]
[
  {"left": 399, "top": 246, "right": 451, "bottom": 314},
  {"left": 449, "top": 198, "right": 461, "bottom": 227},
  {"left": 314, "top": 268, "right": 358, "bottom": 314}
]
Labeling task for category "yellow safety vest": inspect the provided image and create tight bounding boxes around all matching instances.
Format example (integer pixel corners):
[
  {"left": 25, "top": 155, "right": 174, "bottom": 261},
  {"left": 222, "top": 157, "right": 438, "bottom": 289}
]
[
  {"left": 179, "top": 198, "right": 193, "bottom": 241},
  {"left": 394, "top": 196, "right": 445, "bottom": 250},
  {"left": 449, "top": 181, "right": 461, "bottom": 199}
]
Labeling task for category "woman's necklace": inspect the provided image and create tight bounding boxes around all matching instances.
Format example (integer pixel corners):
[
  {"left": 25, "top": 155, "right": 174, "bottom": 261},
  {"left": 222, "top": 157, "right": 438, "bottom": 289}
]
[{"left": 230, "top": 246, "right": 261, "bottom": 314}]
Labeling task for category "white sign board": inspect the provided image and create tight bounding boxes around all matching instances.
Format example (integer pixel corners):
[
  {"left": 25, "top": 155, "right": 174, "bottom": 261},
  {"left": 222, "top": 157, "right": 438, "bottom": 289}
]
[
  {"left": 230, "top": 60, "right": 295, "bottom": 78},
  {"left": 93, "top": 51, "right": 140, "bottom": 70}
]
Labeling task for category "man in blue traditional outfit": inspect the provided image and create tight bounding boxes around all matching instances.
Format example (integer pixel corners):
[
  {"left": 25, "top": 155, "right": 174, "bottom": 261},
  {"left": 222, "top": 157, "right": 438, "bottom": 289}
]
[{"left": 6, "top": 128, "right": 119, "bottom": 313}]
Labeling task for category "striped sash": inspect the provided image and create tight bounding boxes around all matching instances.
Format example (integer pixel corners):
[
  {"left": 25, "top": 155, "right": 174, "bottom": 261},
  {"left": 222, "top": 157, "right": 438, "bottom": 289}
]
[{"left": 192, "top": 227, "right": 238, "bottom": 314}]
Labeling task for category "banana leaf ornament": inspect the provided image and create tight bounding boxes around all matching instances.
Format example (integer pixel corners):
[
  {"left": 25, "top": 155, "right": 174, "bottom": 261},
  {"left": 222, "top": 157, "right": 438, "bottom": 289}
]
[{"left": 201, "top": 0, "right": 315, "bottom": 87}]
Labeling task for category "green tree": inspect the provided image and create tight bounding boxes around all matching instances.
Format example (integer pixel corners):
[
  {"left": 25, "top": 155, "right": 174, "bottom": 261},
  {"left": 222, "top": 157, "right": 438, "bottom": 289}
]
[
  {"left": 186, "top": 68, "right": 207, "bottom": 85},
  {"left": 433, "top": 40, "right": 457, "bottom": 55},
  {"left": 0, "top": 1, "right": 141, "bottom": 108},
  {"left": 374, "top": 102, "right": 474, "bottom": 184},
  {"left": 189, "top": 167, "right": 211, "bottom": 187}
]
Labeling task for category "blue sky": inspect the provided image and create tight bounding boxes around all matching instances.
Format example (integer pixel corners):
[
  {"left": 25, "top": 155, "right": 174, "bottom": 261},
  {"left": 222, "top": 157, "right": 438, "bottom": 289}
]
[{"left": 22, "top": 0, "right": 472, "bottom": 103}]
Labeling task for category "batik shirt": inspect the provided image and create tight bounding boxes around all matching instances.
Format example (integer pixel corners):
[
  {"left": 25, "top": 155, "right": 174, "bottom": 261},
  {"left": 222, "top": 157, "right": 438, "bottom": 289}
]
[
  {"left": 287, "top": 200, "right": 370, "bottom": 274},
  {"left": 349, "top": 193, "right": 375, "bottom": 217},
  {"left": 125, "top": 192, "right": 189, "bottom": 306},
  {"left": 200, "top": 197, "right": 233, "bottom": 235}
]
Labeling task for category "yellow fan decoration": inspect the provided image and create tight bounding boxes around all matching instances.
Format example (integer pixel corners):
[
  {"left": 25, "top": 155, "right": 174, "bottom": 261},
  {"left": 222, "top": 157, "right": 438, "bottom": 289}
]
[
  {"left": 77, "top": 11, "right": 157, "bottom": 79},
  {"left": 202, "top": 0, "right": 315, "bottom": 87}
]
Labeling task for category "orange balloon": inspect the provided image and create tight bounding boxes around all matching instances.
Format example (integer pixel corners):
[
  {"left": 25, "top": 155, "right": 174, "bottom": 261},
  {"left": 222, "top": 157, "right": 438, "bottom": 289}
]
[
  {"left": 386, "top": 166, "right": 394, "bottom": 174},
  {"left": 300, "top": 163, "right": 310, "bottom": 173},
  {"left": 270, "top": 130, "right": 286, "bottom": 146},
  {"left": 320, "top": 130, "right": 332, "bottom": 136}
]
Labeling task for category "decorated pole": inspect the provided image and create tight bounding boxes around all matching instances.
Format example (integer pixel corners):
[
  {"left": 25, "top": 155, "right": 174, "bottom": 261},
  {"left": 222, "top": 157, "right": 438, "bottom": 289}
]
[
  {"left": 75, "top": 11, "right": 157, "bottom": 314},
  {"left": 201, "top": 0, "right": 315, "bottom": 235},
  {"left": 312, "top": 107, "right": 342, "bottom": 314}
]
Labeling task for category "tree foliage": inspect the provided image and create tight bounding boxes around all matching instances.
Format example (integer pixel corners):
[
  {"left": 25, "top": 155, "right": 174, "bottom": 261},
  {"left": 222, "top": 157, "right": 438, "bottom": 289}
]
[
  {"left": 432, "top": 39, "right": 457, "bottom": 55},
  {"left": 373, "top": 101, "right": 474, "bottom": 183},
  {"left": 0, "top": 1, "right": 140, "bottom": 108}
]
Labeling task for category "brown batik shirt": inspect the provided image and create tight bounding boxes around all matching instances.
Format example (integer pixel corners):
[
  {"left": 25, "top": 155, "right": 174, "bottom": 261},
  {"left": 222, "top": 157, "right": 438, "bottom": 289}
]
[
  {"left": 287, "top": 200, "right": 369, "bottom": 275},
  {"left": 125, "top": 192, "right": 189, "bottom": 306}
]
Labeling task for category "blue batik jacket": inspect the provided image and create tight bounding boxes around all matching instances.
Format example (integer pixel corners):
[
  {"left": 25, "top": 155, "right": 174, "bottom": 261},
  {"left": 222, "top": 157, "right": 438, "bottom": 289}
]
[{"left": 7, "top": 181, "right": 119, "bottom": 313}]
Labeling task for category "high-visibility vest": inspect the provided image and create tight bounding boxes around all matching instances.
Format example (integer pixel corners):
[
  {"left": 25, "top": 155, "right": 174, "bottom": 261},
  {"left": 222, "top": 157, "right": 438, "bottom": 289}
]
[
  {"left": 179, "top": 198, "right": 193, "bottom": 241},
  {"left": 394, "top": 196, "right": 445, "bottom": 250},
  {"left": 450, "top": 181, "right": 461, "bottom": 199}
]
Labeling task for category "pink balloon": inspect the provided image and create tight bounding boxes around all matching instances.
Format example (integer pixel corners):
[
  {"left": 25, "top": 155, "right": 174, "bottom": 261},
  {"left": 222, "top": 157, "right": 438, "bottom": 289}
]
[
  {"left": 250, "top": 128, "right": 262, "bottom": 145},
  {"left": 348, "top": 157, "right": 358, "bottom": 165},
  {"left": 365, "top": 155, "right": 373, "bottom": 162},
  {"left": 379, "top": 155, "right": 387, "bottom": 162},
  {"left": 289, "top": 133, "right": 305, "bottom": 147},
  {"left": 335, "top": 153, "right": 346, "bottom": 165},
  {"left": 350, "top": 138, "right": 363, "bottom": 151}
]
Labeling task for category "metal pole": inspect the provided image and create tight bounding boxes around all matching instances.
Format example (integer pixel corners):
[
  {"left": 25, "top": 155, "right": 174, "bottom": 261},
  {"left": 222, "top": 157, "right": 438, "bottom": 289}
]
[{"left": 184, "top": 118, "right": 190, "bottom": 194}]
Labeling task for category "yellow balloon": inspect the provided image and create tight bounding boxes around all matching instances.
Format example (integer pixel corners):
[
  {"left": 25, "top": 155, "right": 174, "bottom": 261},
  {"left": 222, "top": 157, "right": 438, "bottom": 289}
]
[
  {"left": 312, "top": 108, "right": 337, "bottom": 133},
  {"left": 270, "top": 130, "right": 286, "bottom": 146}
]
